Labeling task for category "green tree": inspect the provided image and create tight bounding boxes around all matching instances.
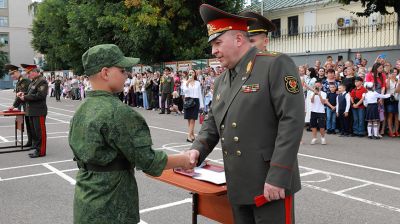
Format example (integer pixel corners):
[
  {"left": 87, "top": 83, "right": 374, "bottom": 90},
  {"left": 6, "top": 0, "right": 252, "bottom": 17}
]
[
  {"left": 31, "top": 0, "right": 244, "bottom": 74},
  {"left": 0, "top": 43, "right": 9, "bottom": 79},
  {"left": 336, "top": 0, "right": 400, "bottom": 16}
]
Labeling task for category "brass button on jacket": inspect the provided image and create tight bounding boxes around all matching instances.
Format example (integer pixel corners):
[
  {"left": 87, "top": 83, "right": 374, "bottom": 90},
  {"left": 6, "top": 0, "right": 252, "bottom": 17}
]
[
  {"left": 232, "top": 122, "right": 237, "bottom": 128},
  {"left": 236, "top": 150, "right": 242, "bottom": 156},
  {"left": 221, "top": 124, "right": 225, "bottom": 130},
  {"left": 223, "top": 150, "right": 228, "bottom": 156},
  {"left": 221, "top": 137, "right": 225, "bottom": 143},
  {"left": 233, "top": 137, "right": 239, "bottom": 142}
]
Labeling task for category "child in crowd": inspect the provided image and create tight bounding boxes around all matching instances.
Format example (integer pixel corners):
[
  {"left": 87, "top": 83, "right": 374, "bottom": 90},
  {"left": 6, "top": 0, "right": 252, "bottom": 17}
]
[
  {"left": 325, "top": 84, "right": 337, "bottom": 134},
  {"left": 170, "top": 91, "right": 183, "bottom": 115},
  {"left": 336, "top": 84, "right": 351, "bottom": 136},
  {"left": 350, "top": 77, "right": 367, "bottom": 137},
  {"left": 310, "top": 81, "right": 327, "bottom": 145},
  {"left": 363, "top": 82, "right": 391, "bottom": 139}
]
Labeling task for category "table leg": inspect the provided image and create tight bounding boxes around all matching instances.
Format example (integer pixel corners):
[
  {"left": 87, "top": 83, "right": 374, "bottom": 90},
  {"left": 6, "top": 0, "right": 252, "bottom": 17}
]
[
  {"left": 191, "top": 192, "right": 198, "bottom": 224},
  {"left": 15, "top": 118, "right": 17, "bottom": 147},
  {"left": 21, "top": 116, "right": 24, "bottom": 150}
]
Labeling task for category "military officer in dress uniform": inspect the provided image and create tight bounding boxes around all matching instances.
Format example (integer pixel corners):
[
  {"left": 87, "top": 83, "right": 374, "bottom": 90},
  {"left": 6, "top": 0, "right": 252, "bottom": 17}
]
[
  {"left": 239, "top": 11, "right": 276, "bottom": 51},
  {"left": 5, "top": 64, "right": 33, "bottom": 147},
  {"left": 159, "top": 67, "right": 174, "bottom": 114},
  {"left": 187, "top": 4, "right": 304, "bottom": 224},
  {"left": 19, "top": 64, "right": 48, "bottom": 158},
  {"left": 54, "top": 76, "right": 62, "bottom": 102}
]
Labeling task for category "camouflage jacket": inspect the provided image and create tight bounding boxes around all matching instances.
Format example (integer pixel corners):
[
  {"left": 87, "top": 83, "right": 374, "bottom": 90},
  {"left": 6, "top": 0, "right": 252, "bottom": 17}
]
[{"left": 69, "top": 90, "right": 167, "bottom": 224}]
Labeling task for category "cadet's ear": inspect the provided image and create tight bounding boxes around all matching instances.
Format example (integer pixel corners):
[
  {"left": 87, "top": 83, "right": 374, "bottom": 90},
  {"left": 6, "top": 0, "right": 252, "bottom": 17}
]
[{"left": 99, "top": 67, "right": 109, "bottom": 81}]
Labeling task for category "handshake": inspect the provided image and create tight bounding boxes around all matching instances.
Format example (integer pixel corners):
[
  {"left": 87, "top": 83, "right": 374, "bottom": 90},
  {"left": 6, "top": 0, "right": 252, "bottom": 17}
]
[{"left": 166, "top": 149, "right": 200, "bottom": 171}]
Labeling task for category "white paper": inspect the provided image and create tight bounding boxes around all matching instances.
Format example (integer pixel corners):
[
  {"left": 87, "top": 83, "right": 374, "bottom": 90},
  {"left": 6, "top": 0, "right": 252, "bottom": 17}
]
[{"left": 192, "top": 167, "right": 226, "bottom": 185}]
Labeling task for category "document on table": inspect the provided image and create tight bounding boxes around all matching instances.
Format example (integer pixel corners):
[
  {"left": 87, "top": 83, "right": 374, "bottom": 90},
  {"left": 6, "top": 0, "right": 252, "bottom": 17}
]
[{"left": 192, "top": 167, "right": 226, "bottom": 185}]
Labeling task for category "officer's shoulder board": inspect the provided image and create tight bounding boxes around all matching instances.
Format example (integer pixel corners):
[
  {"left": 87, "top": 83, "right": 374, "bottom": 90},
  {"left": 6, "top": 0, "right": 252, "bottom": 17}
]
[{"left": 256, "top": 50, "right": 281, "bottom": 57}]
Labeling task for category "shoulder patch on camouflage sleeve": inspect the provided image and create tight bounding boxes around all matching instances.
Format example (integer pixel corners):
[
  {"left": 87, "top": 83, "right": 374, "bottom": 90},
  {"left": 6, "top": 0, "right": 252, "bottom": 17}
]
[
  {"left": 39, "top": 85, "right": 46, "bottom": 91},
  {"left": 284, "top": 75, "right": 300, "bottom": 94}
]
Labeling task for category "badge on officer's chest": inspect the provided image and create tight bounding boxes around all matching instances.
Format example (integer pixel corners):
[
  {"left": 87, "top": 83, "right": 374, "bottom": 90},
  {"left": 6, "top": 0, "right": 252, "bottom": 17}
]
[
  {"left": 241, "top": 84, "right": 260, "bottom": 93},
  {"left": 216, "top": 94, "right": 221, "bottom": 101},
  {"left": 284, "top": 75, "right": 300, "bottom": 94}
]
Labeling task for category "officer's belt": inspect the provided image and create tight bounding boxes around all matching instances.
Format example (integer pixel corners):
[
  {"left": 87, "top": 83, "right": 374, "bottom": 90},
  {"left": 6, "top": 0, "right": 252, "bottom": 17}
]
[{"left": 74, "top": 156, "right": 131, "bottom": 172}]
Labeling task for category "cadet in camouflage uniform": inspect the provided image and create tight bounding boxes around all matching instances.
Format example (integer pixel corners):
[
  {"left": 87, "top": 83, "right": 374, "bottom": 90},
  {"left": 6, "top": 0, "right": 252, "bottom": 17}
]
[
  {"left": 69, "top": 44, "right": 195, "bottom": 224},
  {"left": 5, "top": 64, "right": 33, "bottom": 147},
  {"left": 19, "top": 64, "right": 48, "bottom": 158},
  {"left": 186, "top": 5, "right": 304, "bottom": 224}
]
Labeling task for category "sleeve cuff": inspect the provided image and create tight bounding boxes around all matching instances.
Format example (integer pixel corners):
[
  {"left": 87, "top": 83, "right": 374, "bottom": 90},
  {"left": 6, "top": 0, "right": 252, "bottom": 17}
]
[
  {"left": 266, "top": 164, "right": 293, "bottom": 190},
  {"left": 143, "top": 150, "right": 168, "bottom": 177}
]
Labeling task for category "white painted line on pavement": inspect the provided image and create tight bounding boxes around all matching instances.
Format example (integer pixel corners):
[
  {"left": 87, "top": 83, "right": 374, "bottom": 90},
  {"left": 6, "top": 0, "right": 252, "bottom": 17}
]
[
  {"left": 335, "top": 183, "right": 372, "bottom": 194},
  {"left": 0, "top": 171, "right": 54, "bottom": 182},
  {"left": 48, "top": 110, "right": 73, "bottom": 117},
  {"left": 2, "top": 131, "right": 68, "bottom": 139},
  {"left": 300, "top": 166, "right": 400, "bottom": 192},
  {"left": 0, "top": 135, "right": 68, "bottom": 144},
  {"left": 47, "top": 116, "right": 69, "bottom": 124},
  {"left": 0, "top": 122, "right": 62, "bottom": 128},
  {"left": 42, "top": 163, "right": 76, "bottom": 185},
  {"left": 138, "top": 220, "right": 148, "bottom": 224},
  {"left": 149, "top": 126, "right": 190, "bottom": 135},
  {"left": 300, "top": 170, "right": 320, "bottom": 177},
  {"left": 299, "top": 153, "right": 400, "bottom": 176},
  {"left": 0, "top": 159, "right": 72, "bottom": 171},
  {"left": 139, "top": 198, "right": 192, "bottom": 214},
  {"left": 0, "top": 135, "right": 10, "bottom": 143},
  {"left": 303, "top": 183, "right": 400, "bottom": 213},
  {"left": 48, "top": 106, "right": 76, "bottom": 113}
]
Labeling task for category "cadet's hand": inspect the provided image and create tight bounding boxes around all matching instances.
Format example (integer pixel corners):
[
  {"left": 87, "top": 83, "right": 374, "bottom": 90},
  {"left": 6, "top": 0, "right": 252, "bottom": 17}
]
[
  {"left": 264, "top": 183, "right": 285, "bottom": 201},
  {"left": 344, "top": 112, "right": 349, "bottom": 117},
  {"left": 19, "top": 96, "right": 25, "bottom": 101},
  {"left": 16, "top": 92, "right": 24, "bottom": 97},
  {"left": 8, "top": 106, "right": 15, "bottom": 111}
]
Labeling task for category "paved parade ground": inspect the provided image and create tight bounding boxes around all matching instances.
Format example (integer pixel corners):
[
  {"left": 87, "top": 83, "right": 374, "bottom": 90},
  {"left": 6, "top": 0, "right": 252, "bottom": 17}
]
[{"left": 0, "top": 89, "right": 400, "bottom": 224}]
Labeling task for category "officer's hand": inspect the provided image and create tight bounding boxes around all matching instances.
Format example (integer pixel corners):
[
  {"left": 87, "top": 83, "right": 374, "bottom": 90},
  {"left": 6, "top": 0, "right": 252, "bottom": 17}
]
[
  {"left": 8, "top": 106, "right": 15, "bottom": 111},
  {"left": 16, "top": 92, "right": 23, "bottom": 97},
  {"left": 183, "top": 149, "right": 199, "bottom": 172},
  {"left": 264, "top": 183, "right": 285, "bottom": 201},
  {"left": 344, "top": 112, "right": 349, "bottom": 117}
]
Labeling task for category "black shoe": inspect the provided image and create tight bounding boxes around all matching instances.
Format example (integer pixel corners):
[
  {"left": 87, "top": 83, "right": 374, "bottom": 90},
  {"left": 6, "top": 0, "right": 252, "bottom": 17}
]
[
  {"left": 351, "top": 133, "right": 356, "bottom": 137},
  {"left": 167, "top": 112, "right": 171, "bottom": 114},
  {"left": 159, "top": 112, "right": 165, "bottom": 114},
  {"left": 23, "top": 143, "right": 32, "bottom": 147},
  {"left": 373, "top": 136, "right": 381, "bottom": 140},
  {"left": 186, "top": 138, "right": 194, "bottom": 143},
  {"left": 368, "top": 136, "right": 373, "bottom": 139}
]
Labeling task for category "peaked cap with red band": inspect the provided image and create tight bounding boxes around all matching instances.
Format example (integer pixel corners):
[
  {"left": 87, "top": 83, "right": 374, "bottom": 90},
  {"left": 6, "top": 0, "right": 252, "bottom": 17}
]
[
  {"left": 20, "top": 64, "right": 37, "bottom": 73},
  {"left": 239, "top": 11, "right": 276, "bottom": 36},
  {"left": 199, "top": 4, "right": 256, "bottom": 42}
]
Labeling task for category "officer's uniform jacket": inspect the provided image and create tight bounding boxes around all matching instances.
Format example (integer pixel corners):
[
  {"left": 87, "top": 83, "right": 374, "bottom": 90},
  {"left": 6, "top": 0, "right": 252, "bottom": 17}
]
[
  {"left": 24, "top": 76, "right": 48, "bottom": 116},
  {"left": 13, "top": 76, "right": 31, "bottom": 109},
  {"left": 191, "top": 47, "right": 304, "bottom": 205}
]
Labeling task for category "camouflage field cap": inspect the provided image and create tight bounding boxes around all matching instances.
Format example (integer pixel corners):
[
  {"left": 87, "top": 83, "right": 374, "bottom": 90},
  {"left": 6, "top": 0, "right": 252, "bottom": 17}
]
[{"left": 82, "top": 44, "right": 140, "bottom": 76}]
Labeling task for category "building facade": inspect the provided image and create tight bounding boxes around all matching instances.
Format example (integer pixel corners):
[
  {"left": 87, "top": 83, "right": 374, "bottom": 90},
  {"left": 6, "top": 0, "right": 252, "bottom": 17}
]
[
  {"left": 246, "top": 0, "right": 399, "bottom": 54},
  {"left": 0, "top": 0, "right": 35, "bottom": 67}
]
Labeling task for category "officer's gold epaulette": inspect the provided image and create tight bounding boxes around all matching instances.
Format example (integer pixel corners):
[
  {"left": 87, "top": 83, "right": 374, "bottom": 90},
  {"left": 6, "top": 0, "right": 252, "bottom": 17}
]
[{"left": 256, "top": 50, "right": 281, "bottom": 57}]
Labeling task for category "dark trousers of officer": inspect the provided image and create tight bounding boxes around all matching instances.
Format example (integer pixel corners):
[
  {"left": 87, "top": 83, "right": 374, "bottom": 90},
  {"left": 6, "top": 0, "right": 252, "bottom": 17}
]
[
  {"left": 231, "top": 195, "right": 294, "bottom": 224},
  {"left": 28, "top": 116, "right": 47, "bottom": 156},
  {"left": 24, "top": 115, "right": 33, "bottom": 145},
  {"left": 160, "top": 93, "right": 172, "bottom": 113},
  {"left": 55, "top": 88, "right": 61, "bottom": 101}
]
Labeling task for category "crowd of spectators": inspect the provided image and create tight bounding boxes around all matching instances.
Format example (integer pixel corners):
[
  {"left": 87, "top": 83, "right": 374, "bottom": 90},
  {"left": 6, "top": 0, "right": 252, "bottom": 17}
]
[{"left": 301, "top": 53, "right": 400, "bottom": 144}]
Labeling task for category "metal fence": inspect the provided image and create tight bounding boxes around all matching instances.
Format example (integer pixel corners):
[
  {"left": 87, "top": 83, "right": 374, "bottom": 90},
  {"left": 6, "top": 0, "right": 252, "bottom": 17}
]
[{"left": 268, "top": 14, "right": 399, "bottom": 54}]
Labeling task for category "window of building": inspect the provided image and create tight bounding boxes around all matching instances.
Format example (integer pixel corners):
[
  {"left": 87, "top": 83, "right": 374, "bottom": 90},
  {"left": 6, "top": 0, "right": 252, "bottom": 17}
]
[
  {"left": 0, "top": 33, "right": 8, "bottom": 45},
  {"left": 288, "top": 16, "right": 299, "bottom": 36},
  {"left": 0, "top": 16, "right": 8, "bottom": 27},
  {"left": 271, "top": 19, "right": 281, "bottom": 38},
  {"left": 0, "top": 0, "right": 7, "bottom": 8}
]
